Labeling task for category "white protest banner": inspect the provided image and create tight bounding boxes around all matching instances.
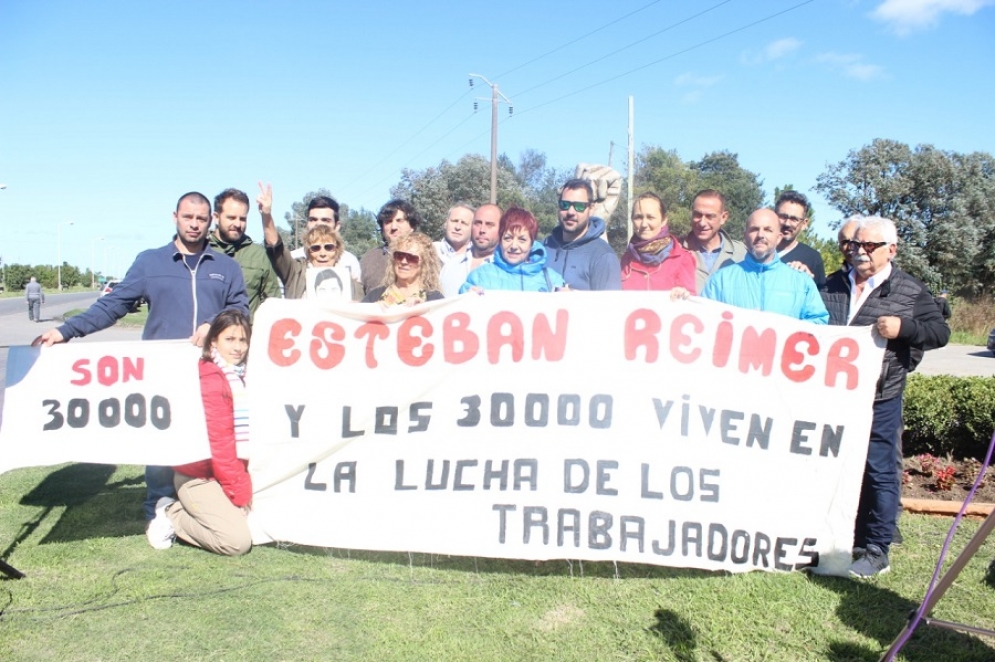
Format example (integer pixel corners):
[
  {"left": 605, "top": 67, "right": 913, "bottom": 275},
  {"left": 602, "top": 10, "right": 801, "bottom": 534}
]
[
  {"left": 246, "top": 294, "right": 884, "bottom": 576},
  {"left": 0, "top": 340, "right": 208, "bottom": 472}
]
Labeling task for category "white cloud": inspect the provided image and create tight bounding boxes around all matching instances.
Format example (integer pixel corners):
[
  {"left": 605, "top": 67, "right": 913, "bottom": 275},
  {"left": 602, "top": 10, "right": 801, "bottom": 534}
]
[
  {"left": 741, "top": 37, "right": 802, "bottom": 65},
  {"left": 871, "top": 0, "right": 995, "bottom": 34},
  {"left": 673, "top": 73, "right": 723, "bottom": 104},
  {"left": 674, "top": 73, "right": 723, "bottom": 87},
  {"left": 681, "top": 91, "right": 703, "bottom": 104},
  {"left": 815, "top": 52, "right": 886, "bottom": 80}
]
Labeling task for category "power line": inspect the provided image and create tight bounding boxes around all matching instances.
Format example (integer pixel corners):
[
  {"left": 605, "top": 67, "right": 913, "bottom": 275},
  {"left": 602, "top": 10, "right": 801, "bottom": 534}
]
[
  {"left": 494, "top": 0, "right": 665, "bottom": 80},
  {"left": 515, "top": 0, "right": 734, "bottom": 98},
  {"left": 343, "top": 88, "right": 474, "bottom": 192},
  {"left": 351, "top": 111, "right": 479, "bottom": 202},
  {"left": 515, "top": 0, "right": 818, "bottom": 117},
  {"left": 344, "top": 1, "right": 677, "bottom": 201}
]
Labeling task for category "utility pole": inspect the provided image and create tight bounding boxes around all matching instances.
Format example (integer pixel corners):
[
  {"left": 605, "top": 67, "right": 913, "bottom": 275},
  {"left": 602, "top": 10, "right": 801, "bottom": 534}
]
[
  {"left": 469, "top": 74, "right": 513, "bottom": 204},
  {"left": 627, "top": 96, "right": 635, "bottom": 240}
]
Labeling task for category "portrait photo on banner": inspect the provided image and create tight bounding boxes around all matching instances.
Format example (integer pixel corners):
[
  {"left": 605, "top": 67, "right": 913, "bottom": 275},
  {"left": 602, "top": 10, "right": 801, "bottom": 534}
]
[{"left": 306, "top": 266, "right": 351, "bottom": 302}]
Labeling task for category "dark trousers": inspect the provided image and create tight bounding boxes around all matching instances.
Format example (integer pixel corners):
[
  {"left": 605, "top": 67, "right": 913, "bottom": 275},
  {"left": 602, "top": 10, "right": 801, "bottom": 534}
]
[
  {"left": 27, "top": 298, "right": 41, "bottom": 321},
  {"left": 854, "top": 395, "right": 903, "bottom": 554},
  {"left": 144, "top": 465, "right": 177, "bottom": 520}
]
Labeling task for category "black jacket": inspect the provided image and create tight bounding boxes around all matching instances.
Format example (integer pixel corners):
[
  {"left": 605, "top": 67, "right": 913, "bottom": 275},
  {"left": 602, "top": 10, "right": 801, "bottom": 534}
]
[{"left": 821, "top": 266, "right": 949, "bottom": 400}]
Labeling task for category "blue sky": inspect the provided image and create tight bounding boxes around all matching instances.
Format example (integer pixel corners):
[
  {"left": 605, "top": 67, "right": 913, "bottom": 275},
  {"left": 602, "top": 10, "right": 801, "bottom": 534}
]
[{"left": 1, "top": 0, "right": 993, "bottom": 277}]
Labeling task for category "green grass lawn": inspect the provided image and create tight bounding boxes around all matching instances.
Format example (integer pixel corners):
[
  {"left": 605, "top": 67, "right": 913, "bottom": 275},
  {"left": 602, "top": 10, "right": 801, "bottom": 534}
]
[{"left": 2, "top": 464, "right": 994, "bottom": 661}]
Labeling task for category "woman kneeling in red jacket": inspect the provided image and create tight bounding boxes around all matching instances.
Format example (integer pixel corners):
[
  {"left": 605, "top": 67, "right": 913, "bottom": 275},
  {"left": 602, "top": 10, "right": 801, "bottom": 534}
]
[{"left": 146, "top": 309, "right": 253, "bottom": 555}]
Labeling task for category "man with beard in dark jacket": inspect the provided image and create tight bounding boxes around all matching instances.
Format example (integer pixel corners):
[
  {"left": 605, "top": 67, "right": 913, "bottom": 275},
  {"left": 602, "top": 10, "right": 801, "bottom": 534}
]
[
  {"left": 821, "top": 215, "right": 949, "bottom": 578},
  {"left": 544, "top": 178, "right": 621, "bottom": 290}
]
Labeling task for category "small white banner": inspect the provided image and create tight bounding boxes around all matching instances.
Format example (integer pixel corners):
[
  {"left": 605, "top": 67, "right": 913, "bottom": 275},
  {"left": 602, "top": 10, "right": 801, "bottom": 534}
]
[{"left": 0, "top": 340, "right": 209, "bottom": 470}]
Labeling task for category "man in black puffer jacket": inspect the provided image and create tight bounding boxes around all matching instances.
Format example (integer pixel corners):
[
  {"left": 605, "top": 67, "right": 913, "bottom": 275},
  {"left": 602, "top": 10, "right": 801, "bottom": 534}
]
[{"left": 822, "top": 215, "right": 949, "bottom": 578}]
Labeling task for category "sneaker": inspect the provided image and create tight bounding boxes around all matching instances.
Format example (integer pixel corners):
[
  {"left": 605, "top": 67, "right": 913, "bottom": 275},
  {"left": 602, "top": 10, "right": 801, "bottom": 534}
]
[
  {"left": 852, "top": 546, "right": 866, "bottom": 559},
  {"left": 146, "top": 496, "right": 176, "bottom": 550},
  {"left": 892, "top": 527, "right": 903, "bottom": 546},
  {"left": 848, "top": 543, "right": 890, "bottom": 578}
]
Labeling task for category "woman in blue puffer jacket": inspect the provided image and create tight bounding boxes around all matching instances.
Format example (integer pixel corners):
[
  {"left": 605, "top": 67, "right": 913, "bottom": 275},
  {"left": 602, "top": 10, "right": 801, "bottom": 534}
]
[{"left": 460, "top": 207, "right": 567, "bottom": 293}]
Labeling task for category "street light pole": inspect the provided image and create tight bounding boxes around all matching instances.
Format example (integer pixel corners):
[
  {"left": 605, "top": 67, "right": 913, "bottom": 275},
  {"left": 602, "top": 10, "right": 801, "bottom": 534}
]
[
  {"left": 57, "top": 221, "right": 74, "bottom": 291},
  {"left": 90, "top": 236, "right": 104, "bottom": 288},
  {"left": 0, "top": 185, "right": 6, "bottom": 293}
]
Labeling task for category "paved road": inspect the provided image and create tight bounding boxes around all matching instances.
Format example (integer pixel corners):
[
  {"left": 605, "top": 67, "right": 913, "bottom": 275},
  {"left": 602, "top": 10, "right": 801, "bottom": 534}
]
[
  {"left": 916, "top": 342, "right": 995, "bottom": 377},
  {"left": 0, "top": 291, "right": 99, "bottom": 322}
]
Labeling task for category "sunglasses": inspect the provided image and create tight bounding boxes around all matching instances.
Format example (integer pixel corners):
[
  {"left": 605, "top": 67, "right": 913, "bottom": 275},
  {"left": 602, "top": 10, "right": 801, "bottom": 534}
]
[
  {"left": 844, "top": 240, "right": 888, "bottom": 254},
  {"left": 558, "top": 200, "right": 590, "bottom": 212},
  {"left": 308, "top": 243, "right": 338, "bottom": 253},
  {"left": 393, "top": 251, "right": 421, "bottom": 265}
]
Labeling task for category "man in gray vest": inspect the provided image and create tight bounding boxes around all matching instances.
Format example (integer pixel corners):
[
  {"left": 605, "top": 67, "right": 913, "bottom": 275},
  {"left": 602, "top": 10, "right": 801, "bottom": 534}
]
[
  {"left": 25, "top": 276, "right": 45, "bottom": 322},
  {"left": 682, "top": 189, "right": 746, "bottom": 292}
]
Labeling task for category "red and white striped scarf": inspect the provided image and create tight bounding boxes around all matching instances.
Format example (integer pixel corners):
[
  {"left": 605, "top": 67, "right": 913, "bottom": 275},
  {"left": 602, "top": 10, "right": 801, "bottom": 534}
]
[{"left": 211, "top": 349, "right": 249, "bottom": 455}]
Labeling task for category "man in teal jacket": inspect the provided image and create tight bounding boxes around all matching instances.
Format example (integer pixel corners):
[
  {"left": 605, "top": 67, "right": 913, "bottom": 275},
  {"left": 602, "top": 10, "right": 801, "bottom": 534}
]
[{"left": 702, "top": 208, "right": 828, "bottom": 323}]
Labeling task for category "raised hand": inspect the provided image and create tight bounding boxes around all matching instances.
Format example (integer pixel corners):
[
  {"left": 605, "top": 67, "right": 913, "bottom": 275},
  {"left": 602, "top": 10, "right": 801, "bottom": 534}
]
[{"left": 256, "top": 181, "right": 273, "bottom": 216}]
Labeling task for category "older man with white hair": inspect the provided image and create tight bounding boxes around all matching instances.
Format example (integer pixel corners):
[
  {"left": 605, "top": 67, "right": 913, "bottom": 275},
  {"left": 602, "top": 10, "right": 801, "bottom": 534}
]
[{"left": 821, "top": 214, "right": 949, "bottom": 578}]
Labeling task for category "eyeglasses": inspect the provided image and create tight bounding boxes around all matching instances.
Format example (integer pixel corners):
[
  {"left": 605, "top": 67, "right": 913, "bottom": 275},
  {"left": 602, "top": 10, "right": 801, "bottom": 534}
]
[
  {"left": 776, "top": 212, "right": 806, "bottom": 224},
  {"left": 558, "top": 200, "right": 590, "bottom": 212},
  {"left": 393, "top": 251, "right": 421, "bottom": 265},
  {"left": 844, "top": 240, "right": 888, "bottom": 254},
  {"left": 308, "top": 243, "right": 338, "bottom": 253}
]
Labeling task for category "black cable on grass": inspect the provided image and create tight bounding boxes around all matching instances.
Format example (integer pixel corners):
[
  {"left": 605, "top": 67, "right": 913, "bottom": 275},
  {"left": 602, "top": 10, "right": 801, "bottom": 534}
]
[{"left": 0, "top": 566, "right": 458, "bottom": 623}]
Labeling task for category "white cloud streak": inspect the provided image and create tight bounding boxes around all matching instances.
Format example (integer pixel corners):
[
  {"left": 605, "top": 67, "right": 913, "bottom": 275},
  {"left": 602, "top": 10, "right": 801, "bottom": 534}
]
[
  {"left": 871, "top": 0, "right": 995, "bottom": 34},
  {"left": 674, "top": 73, "right": 723, "bottom": 87},
  {"left": 741, "top": 37, "right": 802, "bottom": 65},
  {"left": 815, "top": 52, "right": 886, "bottom": 80}
]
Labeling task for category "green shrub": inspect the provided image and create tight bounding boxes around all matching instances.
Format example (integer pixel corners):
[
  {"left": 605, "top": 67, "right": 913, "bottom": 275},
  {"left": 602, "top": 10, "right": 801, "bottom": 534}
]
[{"left": 903, "top": 374, "right": 995, "bottom": 459}]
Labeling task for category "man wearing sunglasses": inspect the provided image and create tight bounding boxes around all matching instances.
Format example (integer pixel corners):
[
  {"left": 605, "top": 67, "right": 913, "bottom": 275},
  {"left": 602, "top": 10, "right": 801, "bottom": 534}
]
[
  {"left": 209, "top": 188, "right": 281, "bottom": 320},
  {"left": 543, "top": 178, "right": 621, "bottom": 290},
  {"left": 774, "top": 190, "right": 826, "bottom": 288},
  {"left": 821, "top": 215, "right": 949, "bottom": 579}
]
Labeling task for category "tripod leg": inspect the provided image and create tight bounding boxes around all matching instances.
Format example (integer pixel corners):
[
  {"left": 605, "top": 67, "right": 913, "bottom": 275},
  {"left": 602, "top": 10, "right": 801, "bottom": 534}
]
[
  {"left": 880, "top": 507, "right": 995, "bottom": 661},
  {"left": 0, "top": 557, "right": 26, "bottom": 579}
]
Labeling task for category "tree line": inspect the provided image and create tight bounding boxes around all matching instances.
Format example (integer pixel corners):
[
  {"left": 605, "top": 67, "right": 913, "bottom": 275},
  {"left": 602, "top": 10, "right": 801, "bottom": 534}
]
[{"left": 2, "top": 262, "right": 95, "bottom": 292}]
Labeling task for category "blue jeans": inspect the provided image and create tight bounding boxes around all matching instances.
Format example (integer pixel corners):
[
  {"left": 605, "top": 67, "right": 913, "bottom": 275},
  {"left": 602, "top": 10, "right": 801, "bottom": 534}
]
[
  {"left": 853, "top": 396, "right": 903, "bottom": 553},
  {"left": 144, "top": 465, "right": 177, "bottom": 521}
]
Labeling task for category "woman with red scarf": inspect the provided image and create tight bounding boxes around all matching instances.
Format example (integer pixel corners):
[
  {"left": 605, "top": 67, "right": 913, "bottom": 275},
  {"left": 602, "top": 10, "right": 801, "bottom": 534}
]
[{"left": 620, "top": 192, "right": 696, "bottom": 293}]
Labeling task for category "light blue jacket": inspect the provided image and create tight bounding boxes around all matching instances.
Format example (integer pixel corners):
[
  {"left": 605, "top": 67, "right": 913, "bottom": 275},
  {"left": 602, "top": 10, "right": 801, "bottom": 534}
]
[
  {"left": 701, "top": 253, "right": 828, "bottom": 323},
  {"left": 460, "top": 243, "right": 566, "bottom": 293}
]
